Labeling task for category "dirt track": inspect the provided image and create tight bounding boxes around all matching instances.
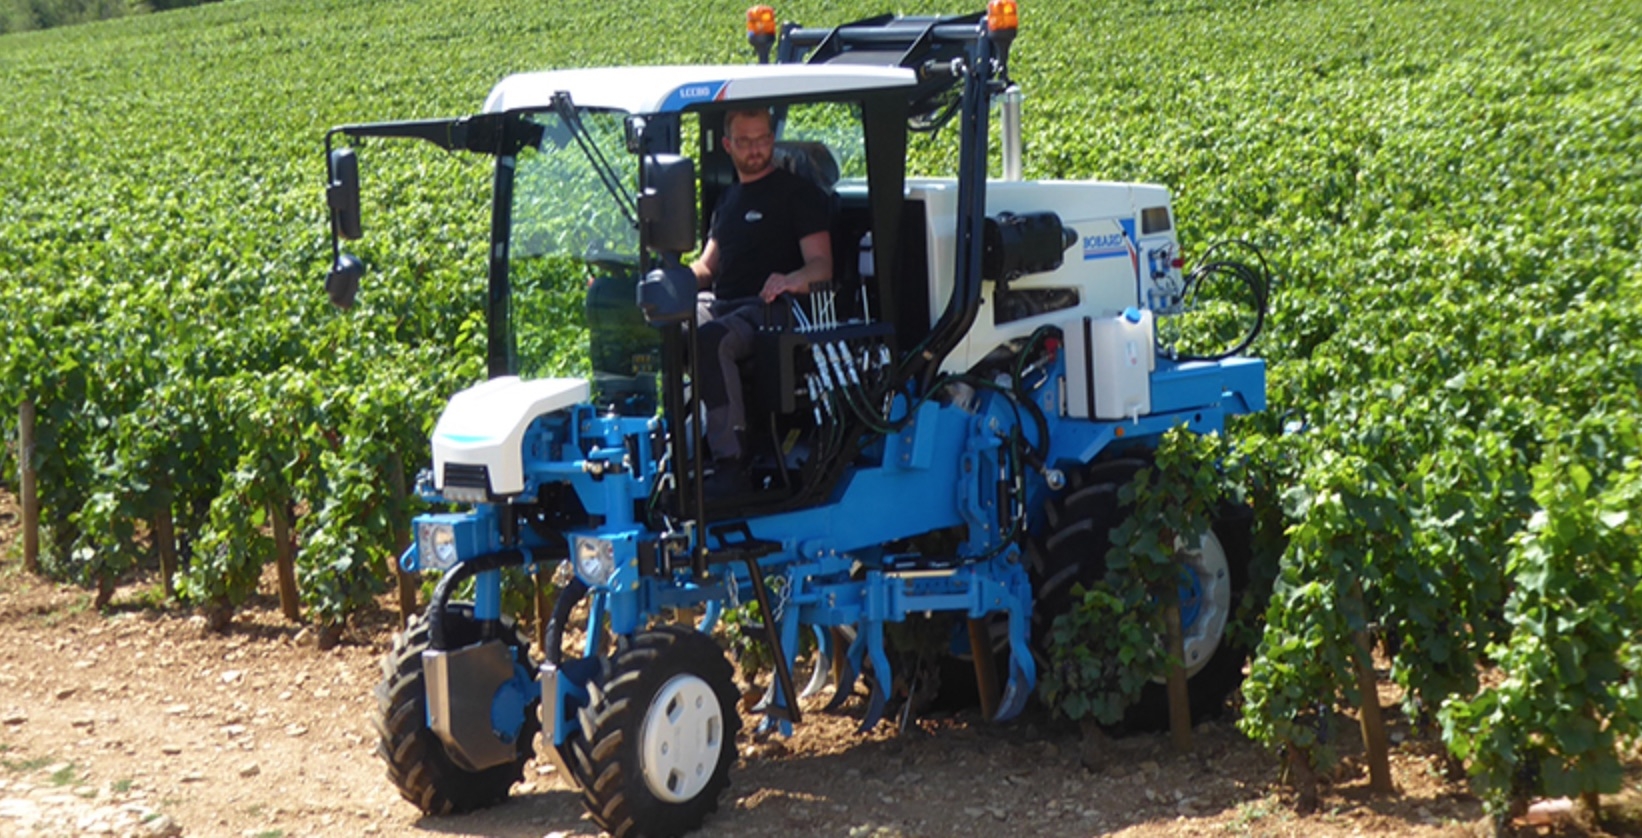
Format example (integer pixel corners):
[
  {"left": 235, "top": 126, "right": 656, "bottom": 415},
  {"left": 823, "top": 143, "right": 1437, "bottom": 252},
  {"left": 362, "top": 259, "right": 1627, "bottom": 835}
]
[{"left": 0, "top": 489, "right": 1560, "bottom": 837}]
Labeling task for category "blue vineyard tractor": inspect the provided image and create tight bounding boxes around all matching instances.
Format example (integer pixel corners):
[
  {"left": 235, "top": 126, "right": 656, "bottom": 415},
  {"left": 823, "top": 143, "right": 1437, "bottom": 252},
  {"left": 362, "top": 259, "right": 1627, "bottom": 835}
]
[{"left": 324, "top": 4, "right": 1266, "bottom": 836}]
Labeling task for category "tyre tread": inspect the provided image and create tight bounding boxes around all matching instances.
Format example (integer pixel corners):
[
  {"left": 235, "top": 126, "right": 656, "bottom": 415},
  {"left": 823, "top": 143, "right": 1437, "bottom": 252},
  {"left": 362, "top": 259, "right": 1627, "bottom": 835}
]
[
  {"left": 566, "top": 625, "right": 741, "bottom": 838},
  {"left": 371, "top": 605, "right": 539, "bottom": 815}
]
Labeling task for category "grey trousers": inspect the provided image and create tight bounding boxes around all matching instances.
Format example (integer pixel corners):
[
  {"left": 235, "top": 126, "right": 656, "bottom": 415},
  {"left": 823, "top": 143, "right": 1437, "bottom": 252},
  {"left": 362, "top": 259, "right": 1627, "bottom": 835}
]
[{"left": 695, "top": 298, "right": 766, "bottom": 461}]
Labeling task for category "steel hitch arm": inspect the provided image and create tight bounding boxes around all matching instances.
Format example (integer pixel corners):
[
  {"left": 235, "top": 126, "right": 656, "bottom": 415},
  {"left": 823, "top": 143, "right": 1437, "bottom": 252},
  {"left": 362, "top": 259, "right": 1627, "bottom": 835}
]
[{"left": 706, "top": 525, "right": 802, "bottom": 726}]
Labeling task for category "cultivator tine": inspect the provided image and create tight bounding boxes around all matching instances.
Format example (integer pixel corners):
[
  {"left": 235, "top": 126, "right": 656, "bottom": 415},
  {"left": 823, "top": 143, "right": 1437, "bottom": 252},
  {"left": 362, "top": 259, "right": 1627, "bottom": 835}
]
[
  {"left": 824, "top": 627, "right": 866, "bottom": 713},
  {"left": 755, "top": 603, "right": 807, "bottom": 737},
  {"left": 755, "top": 711, "right": 795, "bottom": 738},
  {"left": 995, "top": 657, "right": 1032, "bottom": 722},
  {"left": 752, "top": 683, "right": 796, "bottom": 737},
  {"left": 859, "top": 620, "right": 892, "bottom": 732},
  {"left": 993, "top": 593, "right": 1037, "bottom": 723},
  {"left": 800, "top": 624, "right": 834, "bottom": 699}
]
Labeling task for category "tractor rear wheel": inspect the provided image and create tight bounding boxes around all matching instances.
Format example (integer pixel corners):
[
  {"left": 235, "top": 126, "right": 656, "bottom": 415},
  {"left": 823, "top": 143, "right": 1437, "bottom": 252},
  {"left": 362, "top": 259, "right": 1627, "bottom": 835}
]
[
  {"left": 373, "top": 604, "right": 539, "bottom": 814},
  {"left": 1031, "top": 458, "right": 1253, "bottom": 729},
  {"left": 567, "top": 625, "right": 741, "bottom": 838}
]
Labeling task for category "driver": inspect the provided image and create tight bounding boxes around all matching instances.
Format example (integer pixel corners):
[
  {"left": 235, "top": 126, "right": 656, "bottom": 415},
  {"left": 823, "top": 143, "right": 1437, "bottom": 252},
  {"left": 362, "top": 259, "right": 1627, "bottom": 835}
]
[{"left": 690, "top": 108, "right": 832, "bottom": 492}]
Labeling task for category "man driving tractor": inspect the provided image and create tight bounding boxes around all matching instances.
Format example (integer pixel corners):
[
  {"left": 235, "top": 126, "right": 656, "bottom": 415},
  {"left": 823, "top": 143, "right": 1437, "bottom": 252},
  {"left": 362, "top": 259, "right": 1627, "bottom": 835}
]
[{"left": 690, "top": 107, "right": 833, "bottom": 493}]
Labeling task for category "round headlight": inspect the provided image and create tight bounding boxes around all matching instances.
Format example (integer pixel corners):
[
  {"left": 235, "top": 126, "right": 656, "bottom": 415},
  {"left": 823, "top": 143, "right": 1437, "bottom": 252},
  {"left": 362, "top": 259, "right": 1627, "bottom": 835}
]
[
  {"left": 431, "top": 527, "right": 457, "bottom": 567},
  {"left": 417, "top": 522, "right": 460, "bottom": 572},
  {"left": 575, "top": 536, "right": 616, "bottom": 586}
]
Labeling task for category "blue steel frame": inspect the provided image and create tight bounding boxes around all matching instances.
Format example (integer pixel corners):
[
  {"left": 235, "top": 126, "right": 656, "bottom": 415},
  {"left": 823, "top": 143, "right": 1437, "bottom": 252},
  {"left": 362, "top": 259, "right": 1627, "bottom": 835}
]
[{"left": 410, "top": 351, "right": 1264, "bottom": 746}]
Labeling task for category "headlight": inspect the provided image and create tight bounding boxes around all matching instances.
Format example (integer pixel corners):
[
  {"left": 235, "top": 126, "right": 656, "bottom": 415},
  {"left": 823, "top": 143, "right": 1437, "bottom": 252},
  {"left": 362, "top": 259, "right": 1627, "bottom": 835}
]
[
  {"left": 575, "top": 536, "right": 617, "bottom": 587},
  {"left": 418, "top": 522, "right": 460, "bottom": 571}
]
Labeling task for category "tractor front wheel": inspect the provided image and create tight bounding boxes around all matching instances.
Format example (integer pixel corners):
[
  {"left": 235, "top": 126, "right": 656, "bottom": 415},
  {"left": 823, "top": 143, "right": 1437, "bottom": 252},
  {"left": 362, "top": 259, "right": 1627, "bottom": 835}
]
[
  {"left": 1032, "top": 458, "right": 1253, "bottom": 730},
  {"left": 373, "top": 604, "right": 539, "bottom": 814},
  {"left": 568, "top": 625, "right": 741, "bottom": 838}
]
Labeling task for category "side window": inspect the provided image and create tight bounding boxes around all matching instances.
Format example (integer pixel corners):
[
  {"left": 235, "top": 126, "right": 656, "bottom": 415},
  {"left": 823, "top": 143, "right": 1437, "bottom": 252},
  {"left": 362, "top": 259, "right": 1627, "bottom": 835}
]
[{"left": 780, "top": 101, "right": 866, "bottom": 180}]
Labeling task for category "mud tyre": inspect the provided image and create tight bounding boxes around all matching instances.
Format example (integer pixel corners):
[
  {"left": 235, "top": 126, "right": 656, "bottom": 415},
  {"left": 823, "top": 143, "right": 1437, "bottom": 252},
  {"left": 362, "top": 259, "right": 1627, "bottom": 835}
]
[
  {"left": 1031, "top": 456, "right": 1253, "bottom": 730},
  {"left": 567, "top": 625, "right": 741, "bottom": 838},
  {"left": 373, "top": 604, "right": 539, "bottom": 814}
]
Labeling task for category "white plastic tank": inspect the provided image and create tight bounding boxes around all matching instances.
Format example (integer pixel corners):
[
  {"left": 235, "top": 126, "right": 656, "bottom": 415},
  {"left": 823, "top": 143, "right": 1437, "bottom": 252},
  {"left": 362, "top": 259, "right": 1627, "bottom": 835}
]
[{"left": 1063, "top": 307, "right": 1154, "bottom": 420}]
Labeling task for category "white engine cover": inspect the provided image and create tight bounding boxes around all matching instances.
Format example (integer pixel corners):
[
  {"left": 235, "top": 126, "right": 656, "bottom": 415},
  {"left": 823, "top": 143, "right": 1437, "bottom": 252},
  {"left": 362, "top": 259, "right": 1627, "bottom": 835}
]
[
  {"left": 432, "top": 376, "right": 590, "bottom": 496},
  {"left": 903, "top": 178, "right": 1178, "bottom": 376}
]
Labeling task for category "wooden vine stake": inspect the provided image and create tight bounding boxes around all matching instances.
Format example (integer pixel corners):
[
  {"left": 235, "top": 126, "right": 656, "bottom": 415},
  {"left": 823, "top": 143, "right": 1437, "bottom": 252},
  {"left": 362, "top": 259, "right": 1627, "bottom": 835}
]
[
  {"left": 269, "top": 501, "right": 301, "bottom": 623},
  {"left": 1350, "top": 582, "right": 1395, "bottom": 793},
  {"left": 1581, "top": 791, "right": 1601, "bottom": 821},
  {"left": 534, "top": 569, "right": 551, "bottom": 653},
  {"left": 1163, "top": 599, "right": 1193, "bottom": 753},
  {"left": 19, "top": 401, "right": 40, "bottom": 573},
  {"left": 387, "top": 453, "right": 419, "bottom": 627},
  {"left": 1160, "top": 526, "right": 1191, "bottom": 752},
  {"left": 967, "top": 617, "right": 1002, "bottom": 722},
  {"left": 1286, "top": 742, "right": 1320, "bottom": 814},
  {"left": 153, "top": 505, "right": 177, "bottom": 599},
  {"left": 1578, "top": 706, "right": 1603, "bottom": 820}
]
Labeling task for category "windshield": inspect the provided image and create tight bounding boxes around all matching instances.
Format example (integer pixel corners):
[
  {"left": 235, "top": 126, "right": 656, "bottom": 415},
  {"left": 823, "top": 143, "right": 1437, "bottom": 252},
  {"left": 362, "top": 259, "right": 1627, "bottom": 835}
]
[
  {"left": 509, "top": 109, "right": 640, "bottom": 383},
  {"left": 511, "top": 109, "right": 637, "bottom": 263}
]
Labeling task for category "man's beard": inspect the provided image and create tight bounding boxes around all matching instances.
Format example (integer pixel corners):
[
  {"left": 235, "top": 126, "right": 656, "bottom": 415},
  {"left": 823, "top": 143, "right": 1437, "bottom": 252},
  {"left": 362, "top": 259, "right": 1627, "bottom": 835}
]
[{"left": 735, "top": 154, "right": 771, "bottom": 178}]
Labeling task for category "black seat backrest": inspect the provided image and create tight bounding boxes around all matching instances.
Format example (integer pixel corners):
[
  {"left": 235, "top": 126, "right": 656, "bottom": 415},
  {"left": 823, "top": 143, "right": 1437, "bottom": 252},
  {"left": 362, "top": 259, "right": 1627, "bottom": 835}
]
[{"left": 772, "top": 141, "right": 840, "bottom": 193}]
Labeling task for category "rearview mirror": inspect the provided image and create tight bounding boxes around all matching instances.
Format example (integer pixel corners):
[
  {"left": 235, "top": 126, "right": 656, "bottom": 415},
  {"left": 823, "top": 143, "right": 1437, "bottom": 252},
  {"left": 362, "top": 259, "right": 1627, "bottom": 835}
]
[
  {"left": 636, "top": 265, "right": 696, "bottom": 326},
  {"left": 327, "top": 148, "right": 362, "bottom": 241},
  {"left": 638, "top": 154, "right": 696, "bottom": 256},
  {"left": 326, "top": 253, "right": 364, "bottom": 309}
]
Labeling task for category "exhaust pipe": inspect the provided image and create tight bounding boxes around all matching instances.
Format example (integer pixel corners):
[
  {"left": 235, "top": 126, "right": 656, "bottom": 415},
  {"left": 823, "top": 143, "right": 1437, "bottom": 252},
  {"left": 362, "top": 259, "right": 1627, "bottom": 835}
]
[{"left": 1001, "top": 85, "right": 1024, "bottom": 181}]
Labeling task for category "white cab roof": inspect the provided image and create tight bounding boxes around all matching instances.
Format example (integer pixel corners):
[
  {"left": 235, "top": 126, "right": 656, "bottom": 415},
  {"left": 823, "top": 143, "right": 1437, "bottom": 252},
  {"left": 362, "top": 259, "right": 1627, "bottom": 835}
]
[{"left": 483, "top": 64, "right": 917, "bottom": 116}]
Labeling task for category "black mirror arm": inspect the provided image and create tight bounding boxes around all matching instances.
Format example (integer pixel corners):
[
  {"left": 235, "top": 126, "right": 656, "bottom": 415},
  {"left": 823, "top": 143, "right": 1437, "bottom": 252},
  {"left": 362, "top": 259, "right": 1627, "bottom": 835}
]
[
  {"left": 327, "top": 118, "right": 465, "bottom": 152},
  {"left": 324, "top": 131, "right": 344, "bottom": 271},
  {"left": 326, "top": 113, "right": 535, "bottom": 155}
]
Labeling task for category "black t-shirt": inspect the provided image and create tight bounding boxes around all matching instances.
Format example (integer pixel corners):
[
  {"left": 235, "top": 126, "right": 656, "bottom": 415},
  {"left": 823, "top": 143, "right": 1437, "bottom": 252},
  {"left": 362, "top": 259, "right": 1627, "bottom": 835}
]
[{"left": 708, "top": 167, "right": 830, "bottom": 301}]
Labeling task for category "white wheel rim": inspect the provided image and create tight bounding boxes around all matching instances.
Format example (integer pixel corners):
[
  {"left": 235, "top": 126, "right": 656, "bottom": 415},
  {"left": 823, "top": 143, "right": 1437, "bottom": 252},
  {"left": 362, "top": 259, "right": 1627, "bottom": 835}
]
[
  {"left": 639, "top": 674, "right": 724, "bottom": 803},
  {"left": 1175, "top": 531, "right": 1232, "bottom": 679}
]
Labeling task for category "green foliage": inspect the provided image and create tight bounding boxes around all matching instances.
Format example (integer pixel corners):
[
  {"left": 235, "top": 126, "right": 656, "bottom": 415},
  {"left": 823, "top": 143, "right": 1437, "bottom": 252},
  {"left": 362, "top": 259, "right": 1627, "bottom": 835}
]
[
  {"left": 718, "top": 600, "right": 773, "bottom": 679},
  {"left": 1039, "top": 428, "right": 1225, "bottom": 724},
  {"left": 1440, "top": 417, "right": 1642, "bottom": 818},
  {"left": 0, "top": 0, "right": 222, "bottom": 34},
  {"left": 1217, "top": 431, "right": 1294, "bottom": 652},
  {"left": 175, "top": 474, "right": 273, "bottom": 610},
  {"left": 1040, "top": 579, "right": 1169, "bottom": 725},
  {"left": 1108, "top": 429, "right": 1226, "bottom": 594},
  {"left": 1238, "top": 453, "right": 1409, "bottom": 769}
]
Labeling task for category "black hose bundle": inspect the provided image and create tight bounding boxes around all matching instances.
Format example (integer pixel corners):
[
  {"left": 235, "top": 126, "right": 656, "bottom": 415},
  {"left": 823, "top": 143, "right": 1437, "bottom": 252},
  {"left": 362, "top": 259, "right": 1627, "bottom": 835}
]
[{"left": 1167, "top": 239, "right": 1273, "bottom": 362}]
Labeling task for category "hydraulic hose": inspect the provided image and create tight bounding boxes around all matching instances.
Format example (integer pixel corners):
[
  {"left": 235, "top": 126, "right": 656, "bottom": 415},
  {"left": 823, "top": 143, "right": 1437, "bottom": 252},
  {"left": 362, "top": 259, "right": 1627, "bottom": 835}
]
[
  {"left": 1168, "top": 240, "right": 1273, "bottom": 363},
  {"left": 427, "top": 548, "right": 530, "bottom": 651},
  {"left": 1011, "top": 326, "right": 1056, "bottom": 462},
  {"left": 542, "top": 576, "right": 588, "bottom": 666}
]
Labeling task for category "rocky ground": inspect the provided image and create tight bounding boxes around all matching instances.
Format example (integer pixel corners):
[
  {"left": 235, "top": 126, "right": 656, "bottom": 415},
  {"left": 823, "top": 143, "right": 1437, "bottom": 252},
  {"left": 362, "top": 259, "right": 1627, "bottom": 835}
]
[{"left": 0, "top": 488, "right": 1636, "bottom": 838}]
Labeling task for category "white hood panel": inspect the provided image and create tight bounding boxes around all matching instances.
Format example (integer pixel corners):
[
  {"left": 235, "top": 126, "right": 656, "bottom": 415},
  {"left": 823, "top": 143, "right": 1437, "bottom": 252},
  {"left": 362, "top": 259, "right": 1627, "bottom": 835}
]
[{"left": 432, "top": 376, "right": 589, "bottom": 495}]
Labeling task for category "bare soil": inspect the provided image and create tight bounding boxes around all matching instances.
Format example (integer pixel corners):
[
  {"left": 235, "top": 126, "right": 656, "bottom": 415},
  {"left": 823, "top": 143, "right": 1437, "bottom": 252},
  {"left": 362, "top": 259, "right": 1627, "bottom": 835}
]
[{"left": 0, "top": 487, "right": 1635, "bottom": 838}]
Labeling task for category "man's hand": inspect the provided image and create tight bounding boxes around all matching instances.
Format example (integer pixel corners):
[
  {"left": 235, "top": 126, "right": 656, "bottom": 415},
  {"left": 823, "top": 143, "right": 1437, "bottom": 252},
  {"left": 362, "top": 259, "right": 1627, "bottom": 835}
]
[
  {"left": 759, "top": 272, "right": 807, "bottom": 303},
  {"left": 692, "top": 239, "right": 720, "bottom": 289}
]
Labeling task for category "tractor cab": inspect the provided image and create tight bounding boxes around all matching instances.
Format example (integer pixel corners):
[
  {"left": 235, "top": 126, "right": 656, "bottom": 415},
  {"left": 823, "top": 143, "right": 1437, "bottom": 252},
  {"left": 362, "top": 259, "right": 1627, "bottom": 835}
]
[
  {"left": 324, "top": 11, "right": 1015, "bottom": 525},
  {"left": 491, "top": 63, "right": 922, "bottom": 518}
]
